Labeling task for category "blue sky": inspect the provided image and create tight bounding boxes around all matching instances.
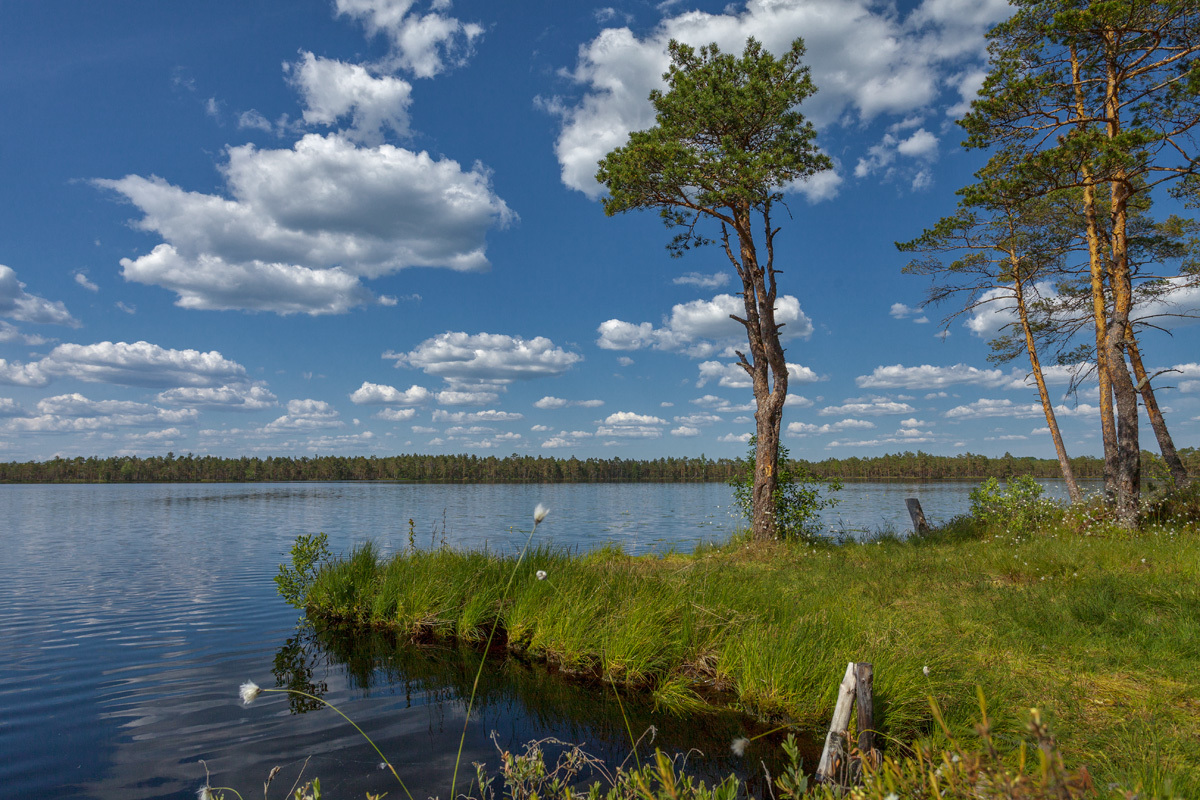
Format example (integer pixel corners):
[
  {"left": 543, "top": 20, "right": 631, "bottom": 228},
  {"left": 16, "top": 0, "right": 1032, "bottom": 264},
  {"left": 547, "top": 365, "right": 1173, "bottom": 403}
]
[{"left": 1, "top": 0, "right": 1197, "bottom": 462}]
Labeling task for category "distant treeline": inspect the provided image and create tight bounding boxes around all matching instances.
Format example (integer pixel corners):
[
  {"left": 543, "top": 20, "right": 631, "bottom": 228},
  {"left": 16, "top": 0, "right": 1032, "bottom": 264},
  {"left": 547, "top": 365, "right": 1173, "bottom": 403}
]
[{"left": 2, "top": 449, "right": 1196, "bottom": 484}]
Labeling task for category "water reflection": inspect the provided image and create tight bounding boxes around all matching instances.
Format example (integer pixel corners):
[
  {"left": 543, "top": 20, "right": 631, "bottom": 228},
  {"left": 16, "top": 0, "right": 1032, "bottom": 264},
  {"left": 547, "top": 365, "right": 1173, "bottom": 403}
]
[{"left": 266, "top": 622, "right": 818, "bottom": 796}]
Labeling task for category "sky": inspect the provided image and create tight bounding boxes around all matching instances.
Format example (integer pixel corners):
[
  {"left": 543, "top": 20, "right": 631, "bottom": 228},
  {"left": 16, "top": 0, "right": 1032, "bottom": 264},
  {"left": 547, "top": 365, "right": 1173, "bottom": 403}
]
[{"left": 1, "top": 0, "right": 1197, "bottom": 463}]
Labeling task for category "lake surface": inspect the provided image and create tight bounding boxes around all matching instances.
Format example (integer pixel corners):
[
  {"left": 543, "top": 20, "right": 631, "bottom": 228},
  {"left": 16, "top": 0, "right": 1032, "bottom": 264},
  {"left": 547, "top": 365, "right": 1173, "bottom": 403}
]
[{"left": 0, "top": 480, "right": 1082, "bottom": 799}]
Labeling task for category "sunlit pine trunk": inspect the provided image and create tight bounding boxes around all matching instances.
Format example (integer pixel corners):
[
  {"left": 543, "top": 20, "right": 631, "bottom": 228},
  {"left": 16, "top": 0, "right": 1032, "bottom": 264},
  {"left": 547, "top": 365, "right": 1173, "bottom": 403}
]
[
  {"left": 1102, "top": 35, "right": 1141, "bottom": 526},
  {"left": 1127, "top": 333, "right": 1190, "bottom": 487},
  {"left": 1013, "top": 269, "right": 1082, "bottom": 503},
  {"left": 732, "top": 203, "right": 787, "bottom": 540},
  {"left": 1072, "top": 45, "right": 1121, "bottom": 506}
]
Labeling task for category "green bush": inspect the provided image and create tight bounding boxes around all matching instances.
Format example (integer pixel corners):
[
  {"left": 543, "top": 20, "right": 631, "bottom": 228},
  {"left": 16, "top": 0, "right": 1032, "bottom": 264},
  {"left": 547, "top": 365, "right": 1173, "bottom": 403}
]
[
  {"left": 274, "top": 532, "right": 331, "bottom": 609},
  {"left": 968, "top": 476, "right": 1061, "bottom": 534}
]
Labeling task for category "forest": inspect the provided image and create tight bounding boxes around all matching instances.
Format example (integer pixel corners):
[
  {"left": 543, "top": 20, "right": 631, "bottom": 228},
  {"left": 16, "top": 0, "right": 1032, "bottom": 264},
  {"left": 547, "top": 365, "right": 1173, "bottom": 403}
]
[{"left": 2, "top": 448, "right": 1195, "bottom": 484}]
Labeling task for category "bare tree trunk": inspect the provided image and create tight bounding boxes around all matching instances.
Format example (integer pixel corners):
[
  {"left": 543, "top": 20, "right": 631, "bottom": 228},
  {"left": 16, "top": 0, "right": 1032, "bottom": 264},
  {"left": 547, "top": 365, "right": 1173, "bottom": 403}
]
[
  {"left": 1015, "top": 278, "right": 1081, "bottom": 503},
  {"left": 1128, "top": 324, "right": 1189, "bottom": 487}
]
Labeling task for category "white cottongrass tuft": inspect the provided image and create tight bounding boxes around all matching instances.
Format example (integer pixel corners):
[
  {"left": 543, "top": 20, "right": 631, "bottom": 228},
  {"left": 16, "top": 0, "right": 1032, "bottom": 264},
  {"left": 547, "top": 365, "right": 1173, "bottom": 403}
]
[
  {"left": 197, "top": 788, "right": 213, "bottom": 800},
  {"left": 730, "top": 737, "right": 749, "bottom": 757},
  {"left": 239, "top": 680, "right": 262, "bottom": 706},
  {"left": 534, "top": 504, "right": 549, "bottom": 524},
  {"left": 922, "top": 665, "right": 930, "bottom": 677},
  {"left": 536, "top": 570, "right": 547, "bottom": 580}
]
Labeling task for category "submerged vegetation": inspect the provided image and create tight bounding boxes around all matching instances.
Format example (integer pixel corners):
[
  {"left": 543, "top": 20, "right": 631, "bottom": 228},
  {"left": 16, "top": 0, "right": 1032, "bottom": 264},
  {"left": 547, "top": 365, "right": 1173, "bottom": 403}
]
[{"left": 283, "top": 479, "right": 1200, "bottom": 798}]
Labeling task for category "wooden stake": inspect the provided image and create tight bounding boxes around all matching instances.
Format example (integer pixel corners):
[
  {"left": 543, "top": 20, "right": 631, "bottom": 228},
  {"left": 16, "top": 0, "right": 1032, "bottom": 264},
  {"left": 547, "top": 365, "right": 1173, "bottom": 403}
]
[
  {"left": 854, "top": 662, "right": 878, "bottom": 768},
  {"left": 906, "top": 498, "right": 929, "bottom": 533},
  {"left": 816, "top": 662, "right": 857, "bottom": 784}
]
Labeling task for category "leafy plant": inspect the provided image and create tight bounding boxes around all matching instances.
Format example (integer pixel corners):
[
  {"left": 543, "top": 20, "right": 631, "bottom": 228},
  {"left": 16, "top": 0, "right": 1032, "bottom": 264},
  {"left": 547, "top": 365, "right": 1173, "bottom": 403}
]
[
  {"left": 968, "top": 476, "right": 1060, "bottom": 534},
  {"left": 730, "top": 436, "right": 841, "bottom": 540},
  {"left": 275, "top": 533, "right": 332, "bottom": 609}
]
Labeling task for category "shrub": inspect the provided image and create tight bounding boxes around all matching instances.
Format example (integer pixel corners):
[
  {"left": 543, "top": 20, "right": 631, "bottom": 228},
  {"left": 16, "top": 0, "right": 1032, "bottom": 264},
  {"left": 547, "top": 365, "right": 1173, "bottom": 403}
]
[
  {"left": 968, "top": 476, "right": 1060, "bottom": 535},
  {"left": 274, "top": 532, "right": 331, "bottom": 609}
]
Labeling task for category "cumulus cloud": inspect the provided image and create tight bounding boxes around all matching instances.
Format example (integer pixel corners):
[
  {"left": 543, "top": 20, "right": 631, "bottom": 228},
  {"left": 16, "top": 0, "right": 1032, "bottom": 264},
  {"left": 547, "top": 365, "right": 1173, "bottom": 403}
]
[
  {"left": 696, "top": 360, "right": 820, "bottom": 388},
  {"left": 819, "top": 397, "right": 916, "bottom": 416},
  {"left": 377, "top": 407, "right": 417, "bottom": 421},
  {"left": 436, "top": 389, "right": 500, "bottom": 406},
  {"left": 673, "top": 272, "right": 729, "bottom": 289},
  {"left": 534, "top": 396, "right": 605, "bottom": 409},
  {"left": 400, "top": 332, "right": 582, "bottom": 383},
  {"left": 546, "top": 0, "right": 1008, "bottom": 198},
  {"left": 788, "top": 418, "right": 875, "bottom": 435},
  {"left": 432, "top": 408, "right": 524, "bottom": 423},
  {"left": 156, "top": 383, "right": 278, "bottom": 410},
  {"left": 718, "top": 432, "right": 752, "bottom": 443},
  {"left": 0, "top": 398, "right": 23, "bottom": 417},
  {"left": 944, "top": 398, "right": 1099, "bottom": 420},
  {"left": 350, "top": 381, "right": 431, "bottom": 405},
  {"left": 334, "top": 0, "right": 484, "bottom": 79},
  {"left": 3, "top": 393, "right": 198, "bottom": 433},
  {"left": 264, "top": 398, "right": 344, "bottom": 431},
  {"left": 671, "top": 425, "right": 701, "bottom": 437},
  {"left": 596, "top": 410, "right": 667, "bottom": 438},
  {"left": 0, "top": 265, "right": 78, "bottom": 326},
  {"left": 597, "top": 294, "right": 812, "bottom": 358},
  {"left": 287, "top": 52, "right": 412, "bottom": 143},
  {"left": 0, "top": 359, "right": 50, "bottom": 387},
  {"left": 691, "top": 394, "right": 756, "bottom": 413},
  {"left": 73, "top": 272, "right": 99, "bottom": 292},
  {"left": 23, "top": 341, "right": 248, "bottom": 388},
  {"left": 97, "top": 133, "right": 514, "bottom": 315},
  {"left": 856, "top": 363, "right": 1014, "bottom": 390}
]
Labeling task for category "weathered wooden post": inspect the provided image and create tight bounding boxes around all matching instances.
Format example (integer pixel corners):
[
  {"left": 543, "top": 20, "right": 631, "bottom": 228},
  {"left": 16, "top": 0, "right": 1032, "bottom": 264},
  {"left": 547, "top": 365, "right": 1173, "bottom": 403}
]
[
  {"left": 906, "top": 498, "right": 929, "bottom": 533},
  {"left": 854, "top": 662, "right": 879, "bottom": 769},
  {"left": 816, "top": 662, "right": 857, "bottom": 784}
]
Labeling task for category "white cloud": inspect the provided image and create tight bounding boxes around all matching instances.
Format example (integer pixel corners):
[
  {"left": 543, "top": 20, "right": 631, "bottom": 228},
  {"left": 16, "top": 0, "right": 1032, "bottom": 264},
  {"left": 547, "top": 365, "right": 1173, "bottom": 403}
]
[
  {"left": 598, "top": 293, "right": 812, "bottom": 357},
  {"left": 819, "top": 397, "right": 916, "bottom": 416},
  {"left": 548, "top": 0, "right": 1008, "bottom": 198},
  {"left": 671, "top": 425, "right": 701, "bottom": 437},
  {"left": 788, "top": 418, "right": 875, "bottom": 435},
  {"left": 889, "top": 302, "right": 922, "bottom": 319},
  {"left": 0, "top": 359, "right": 50, "bottom": 387},
  {"left": 377, "top": 407, "right": 417, "bottom": 421},
  {"left": 98, "top": 133, "right": 513, "bottom": 315},
  {"left": 0, "top": 398, "right": 23, "bottom": 417},
  {"left": 616, "top": 356, "right": 634, "bottom": 367},
  {"left": 673, "top": 412, "right": 723, "bottom": 426},
  {"left": 264, "top": 398, "right": 344, "bottom": 431},
  {"left": 3, "top": 393, "right": 197, "bottom": 433},
  {"left": 334, "top": 0, "right": 483, "bottom": 79},
  {"left": 73, "top": 272, "right": 99, "bottom": 292},
  {"left": 0, "top": 265, "right": 77, "bottom": 326},
  {"left": 596, "top": 410, "right": 667, "bottom": 438},
  {"left": 436, "top": 389, "right": 499, "bottom": 406},
  {"left": 718, "top": 432, "right": 752, "bottom": 444},
  {"left": 0, "top": 321, "right": 51, "bottom": 347},
  {"left": 673, "top": 272, "right": 729, "bottom": 289},
  {"left": 534, "top": 396, "right": 605, "bottom": 410},
  {"left": 696, "top": 360, "right": 820, "bottom": 388},
  {"left": 944, "top": 398, "right": 1099, "bottom": 420},
  {"left": 856, "top": 363, "right": 1013, "bottom": 390},
  {"left": 156, "top": 383, "right": 277, "bottom": 410},
  {"left": 401, "top": 332, "right": 582, "bottom": 383},
  {"left": 350, "top": 381, "right": 431, "bottom": 405},
  {"left": 530, "top": 424, "right": 552, "bottom": 432},
  {"left": 33, "top": 341, "right": 248, "bottom": 388},
  {"left": 432, "top": 408, "right": 524, "bottom": 423},
  {"left": 286, "top": 52, "right": 412, "bottom": 143},
  {"left": 691, "top": 394, "right": 756, "bottom": 413}
]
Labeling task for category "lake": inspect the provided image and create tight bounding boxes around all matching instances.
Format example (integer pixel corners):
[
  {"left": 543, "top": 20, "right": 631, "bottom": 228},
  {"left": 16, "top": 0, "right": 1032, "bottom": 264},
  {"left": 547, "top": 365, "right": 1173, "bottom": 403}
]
[{"left": 0, "top": 480, "right": 1080, "bottom": 799}]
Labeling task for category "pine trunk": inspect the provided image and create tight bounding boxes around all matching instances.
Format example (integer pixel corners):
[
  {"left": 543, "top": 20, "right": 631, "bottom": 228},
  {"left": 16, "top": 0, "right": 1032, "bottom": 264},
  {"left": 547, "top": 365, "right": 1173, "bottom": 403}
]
[{"left": 1128, "top": 314, "right": 1190, "bottom": 488}]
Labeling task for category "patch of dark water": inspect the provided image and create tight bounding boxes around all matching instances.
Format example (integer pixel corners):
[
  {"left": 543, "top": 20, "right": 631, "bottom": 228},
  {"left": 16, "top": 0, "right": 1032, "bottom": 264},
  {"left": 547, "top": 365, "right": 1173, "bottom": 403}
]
[{"left": 267, "top": 622, "right": 824, "bottom": 798}]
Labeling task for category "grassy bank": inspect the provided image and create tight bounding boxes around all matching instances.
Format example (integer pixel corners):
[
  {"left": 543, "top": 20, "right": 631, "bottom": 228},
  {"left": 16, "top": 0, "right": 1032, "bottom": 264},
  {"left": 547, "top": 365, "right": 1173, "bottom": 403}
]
[{"left": 301, "top": 505, "right": 1200, "bottom": 796}]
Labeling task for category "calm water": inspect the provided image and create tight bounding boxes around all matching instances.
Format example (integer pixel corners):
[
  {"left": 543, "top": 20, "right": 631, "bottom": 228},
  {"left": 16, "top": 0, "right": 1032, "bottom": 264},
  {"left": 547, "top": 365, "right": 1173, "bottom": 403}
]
[{"left": 0, "top": 480, "right": 1071, "bottom": 799}]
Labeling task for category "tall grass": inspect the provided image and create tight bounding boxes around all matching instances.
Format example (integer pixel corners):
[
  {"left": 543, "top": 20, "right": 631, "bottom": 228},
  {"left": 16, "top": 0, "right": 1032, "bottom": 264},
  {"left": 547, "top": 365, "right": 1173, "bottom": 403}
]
[{"left": 304, "top": 511, "right": 1200, "bottom": 796}]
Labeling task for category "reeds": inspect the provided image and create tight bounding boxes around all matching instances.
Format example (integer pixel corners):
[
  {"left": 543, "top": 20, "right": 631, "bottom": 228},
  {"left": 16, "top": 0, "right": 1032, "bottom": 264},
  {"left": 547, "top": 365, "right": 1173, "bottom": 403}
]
[{"left": 302, "top": 512, "right": 1200, "bottom": 796}]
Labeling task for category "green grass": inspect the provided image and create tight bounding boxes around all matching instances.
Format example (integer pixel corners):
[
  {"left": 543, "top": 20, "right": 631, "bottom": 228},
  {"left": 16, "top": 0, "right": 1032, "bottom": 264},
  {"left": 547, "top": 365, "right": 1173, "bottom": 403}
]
[{"left": 304, "top": 514, "right": 1200, "bottom": 797}]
